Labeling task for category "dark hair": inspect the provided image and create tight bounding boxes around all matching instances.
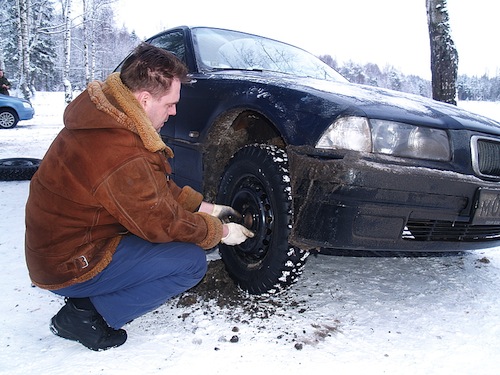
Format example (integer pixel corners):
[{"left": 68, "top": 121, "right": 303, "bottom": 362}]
[{"left": 120, "top": 43, "right": 188, "bottom": 97}]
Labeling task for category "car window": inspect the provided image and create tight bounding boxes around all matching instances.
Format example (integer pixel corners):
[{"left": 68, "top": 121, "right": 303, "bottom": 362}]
[
  {"left": 192, "top": 27, "right": 346, "bottom": 82},
  {"left": 148, "top": 30, "right": 186, "bottom": 63},
  {"left": 114, "top": 30, "right": 187, "bottom": 73}
]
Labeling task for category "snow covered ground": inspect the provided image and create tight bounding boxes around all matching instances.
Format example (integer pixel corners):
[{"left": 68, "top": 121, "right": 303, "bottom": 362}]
[{"left": 1, "top": 92, "right": 500, "bottom": 375}]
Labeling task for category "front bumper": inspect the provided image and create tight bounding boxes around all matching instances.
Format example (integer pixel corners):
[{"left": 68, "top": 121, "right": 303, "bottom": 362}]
[
  {"left": 20, "top": 106, "right": 35, "bottom": 121},
  {"left": 287, "top": 145, "right": 500, "bottom": 252}
]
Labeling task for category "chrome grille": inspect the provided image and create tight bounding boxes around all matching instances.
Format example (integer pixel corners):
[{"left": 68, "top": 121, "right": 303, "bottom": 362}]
[{"left": 471, "top": 136, "right": 500, "bottom": 178}]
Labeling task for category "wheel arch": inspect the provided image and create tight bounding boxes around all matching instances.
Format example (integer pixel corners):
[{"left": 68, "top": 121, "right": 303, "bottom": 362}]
[{"left": 201, "top": 108, "right": 287, "bottom": 201}]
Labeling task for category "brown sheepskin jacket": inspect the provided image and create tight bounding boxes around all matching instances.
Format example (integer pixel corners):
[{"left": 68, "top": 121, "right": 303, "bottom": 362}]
[{"left": 25, "top": 73, "right": 223, "bottom": 290}]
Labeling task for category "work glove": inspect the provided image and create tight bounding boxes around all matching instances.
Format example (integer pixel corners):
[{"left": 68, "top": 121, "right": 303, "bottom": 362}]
[
  {"left": 221, "top": 223, "right": 254, "bottom": 246},
  {"left": 210, "top": 204, "right": 242, "bottom": 222}
]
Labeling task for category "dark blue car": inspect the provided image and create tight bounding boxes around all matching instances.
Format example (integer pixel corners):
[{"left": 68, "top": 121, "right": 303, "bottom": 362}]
[
  {"left": 0, "top": 93, "right": 34, "bottom": 129},
  {"left": 131, "top": 26, "right": 500, "bottom": 293}
]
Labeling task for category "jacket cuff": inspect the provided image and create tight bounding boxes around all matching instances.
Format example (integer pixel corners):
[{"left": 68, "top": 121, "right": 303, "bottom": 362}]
[
  {"left": 196, "top": 212, "right": 224, "bottom": 249},
  {"left": 177, "top": 186, "right": 203, "bottom": 212}
]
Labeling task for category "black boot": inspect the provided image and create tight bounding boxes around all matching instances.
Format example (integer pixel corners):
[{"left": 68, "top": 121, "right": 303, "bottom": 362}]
[{"left": 50, "top": 298, "right": 127, "bottom": 351}]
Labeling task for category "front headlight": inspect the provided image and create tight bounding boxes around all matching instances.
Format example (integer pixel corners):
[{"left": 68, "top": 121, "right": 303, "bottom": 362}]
[
  {"left": 316, "top": 116, "right": 371, "bottom": 151},
  {"left": 316, "top": 117, "right": 451, "bottom": 161},
  {"left": 22, "top": 102, "right": 32, "bottom": 109}
]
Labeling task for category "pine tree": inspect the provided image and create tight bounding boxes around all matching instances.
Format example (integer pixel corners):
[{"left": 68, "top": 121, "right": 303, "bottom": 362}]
[
  {"left": 0, "top": 0, "right": 19, "bottom": 76},
  {"left": 1, "top": 0, "right": 59, "bottom": 94},
  {"left": 30, "top": 0, "right": 58, "bottom": 91}
]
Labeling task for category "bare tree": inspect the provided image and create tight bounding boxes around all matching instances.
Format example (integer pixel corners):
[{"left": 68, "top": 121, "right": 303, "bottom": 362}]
[
  {"left": 82, "top": 0, "right": 92, "bottom": 84},
  {"left": 82, "top": 0, "right": 117, "bottom": 85},
  {"left": 426, "top": 0, "right": 458, "bottom": 105},
  {"left": 15, "top": 0, "right": 31, "bottom": 100},
  {"left": 61, "top": 0, "right": 73, "bottom": 103}
]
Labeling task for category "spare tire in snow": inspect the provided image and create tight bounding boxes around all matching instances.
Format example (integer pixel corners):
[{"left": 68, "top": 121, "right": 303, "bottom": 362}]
[{"left": 0, "top": 158, "right": 42, "bottom": 181}]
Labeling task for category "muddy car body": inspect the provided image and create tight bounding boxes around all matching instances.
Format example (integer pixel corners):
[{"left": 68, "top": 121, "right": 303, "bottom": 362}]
[{"left": 134, "top": 26, "right": 500, "bottom": 293}]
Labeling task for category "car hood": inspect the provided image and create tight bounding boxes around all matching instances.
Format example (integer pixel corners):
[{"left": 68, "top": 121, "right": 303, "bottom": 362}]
[
  {"left": 301, "top": 78, "right": 500, "bottom": 134},
  {"left": 0, "top": 94, "right": 31, "bottom": 105},
  {"left": 210, "top": 70, "right": 500, "bottom": 136}
]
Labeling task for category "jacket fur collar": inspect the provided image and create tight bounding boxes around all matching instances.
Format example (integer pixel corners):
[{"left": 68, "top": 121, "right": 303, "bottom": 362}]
[{"left": 75, "top": 72, "right": 173, "bottom": 157}]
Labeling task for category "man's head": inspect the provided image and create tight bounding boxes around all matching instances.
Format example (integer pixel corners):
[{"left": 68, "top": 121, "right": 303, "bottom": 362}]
[
  {"left": 120, "top": 43, "right": 188, "bottom": 97},
  {"left": 121, "top": 43, "right": 188, "bottom": 132}
]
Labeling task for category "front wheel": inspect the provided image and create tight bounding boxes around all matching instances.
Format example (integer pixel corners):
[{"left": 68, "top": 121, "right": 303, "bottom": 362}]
[
  {"left": 216, "top": 144, "right": 308, "bottom": 294},
  {"left": 0, "top": 109, "right": 19, "bottom": 129}
]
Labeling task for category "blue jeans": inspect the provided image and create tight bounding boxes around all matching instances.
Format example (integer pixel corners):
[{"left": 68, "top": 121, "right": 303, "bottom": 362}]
[{"left": 53, "top": 235, "right": 207, "bottom": 329}]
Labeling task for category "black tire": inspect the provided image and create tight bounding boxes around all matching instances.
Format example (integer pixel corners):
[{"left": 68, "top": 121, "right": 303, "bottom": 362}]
[
  {"left": 0, "top": 158, "right": 41, "bottom": 181},
  {"left": 217, "top": 144, "right": 308, "bottom": 294},
  {"left": 0, "top": 108, "right": 19, "bottom": 129}
]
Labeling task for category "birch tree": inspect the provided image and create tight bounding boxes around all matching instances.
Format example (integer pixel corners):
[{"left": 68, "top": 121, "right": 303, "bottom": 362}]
[
  {"left": 82, "top": 0, "right": 117, "bottom": 85},
  {"left": 82, "top": 0, "right": 94, "bottom": 84},
  {"left": 61, "top": 0, "right": 73, "bottom": 103},
  {"left": 16, "top": 0, "right": 31, "bottom": 100},
  {"left": 426, "top": 0, "right": 458, "bottom": 105}
]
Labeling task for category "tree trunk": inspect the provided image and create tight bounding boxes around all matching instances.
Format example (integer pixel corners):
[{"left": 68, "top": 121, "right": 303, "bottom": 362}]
[
  {"left": 62, "top": 0, "right": 72, "bottom": 103},
  {"left": 426, "top": 0, "right": 458, "bottom": 105},
  {"left": 16, "top": 0, "right": 31, "bottom": 100},
  {"left": 83, "top": 0, "right": 90, "bottom": 85}
]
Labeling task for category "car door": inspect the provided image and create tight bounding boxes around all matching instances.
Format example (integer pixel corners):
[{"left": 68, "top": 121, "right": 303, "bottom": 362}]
[{"left": 148, "top": 29, "right": 207, "bottom": 191}]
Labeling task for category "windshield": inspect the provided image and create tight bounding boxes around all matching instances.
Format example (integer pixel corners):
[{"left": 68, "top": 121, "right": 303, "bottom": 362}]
[{"left": 192, "top": 27, "right": 346, "bottom": 82}]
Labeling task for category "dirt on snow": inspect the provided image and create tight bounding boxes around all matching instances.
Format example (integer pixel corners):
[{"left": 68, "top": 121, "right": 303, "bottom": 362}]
[
  {"left": 174, "top": 258, "right": 338, "bottom": 350},
  {"left": 177, "top": 259, "right": 292, "bottom": 318}
]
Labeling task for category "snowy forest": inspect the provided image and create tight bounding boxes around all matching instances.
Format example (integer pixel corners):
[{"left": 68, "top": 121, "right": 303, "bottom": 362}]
[
  {"left": 0, "top": 0, "right": 140, "bottom": 101},
  {"left": 0, "top": 0, "right": 499, "bottom": 102}
]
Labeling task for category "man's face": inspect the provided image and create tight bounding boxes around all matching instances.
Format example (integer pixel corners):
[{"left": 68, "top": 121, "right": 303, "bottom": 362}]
[{"left": 139, "top": 78, "right": 181, "bottom": 132}]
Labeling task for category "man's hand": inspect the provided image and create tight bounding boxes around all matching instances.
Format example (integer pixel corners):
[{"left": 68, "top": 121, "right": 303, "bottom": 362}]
[
  {"left": 221, "top": 223, "right": 254, "bottom": 245},
  {"left": 210, "top": 204, "right": 242, "bottom": 221}
]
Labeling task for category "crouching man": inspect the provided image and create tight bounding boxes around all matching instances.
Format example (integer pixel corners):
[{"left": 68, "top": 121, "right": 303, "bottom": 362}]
[{"left": 25, "top": 43, "right": 253, "bottom": 351}]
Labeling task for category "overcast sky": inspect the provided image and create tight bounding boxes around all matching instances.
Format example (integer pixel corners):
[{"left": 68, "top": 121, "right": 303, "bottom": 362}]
[{"left": 113, "top": 0, "right": 499, "bottom": 79}]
